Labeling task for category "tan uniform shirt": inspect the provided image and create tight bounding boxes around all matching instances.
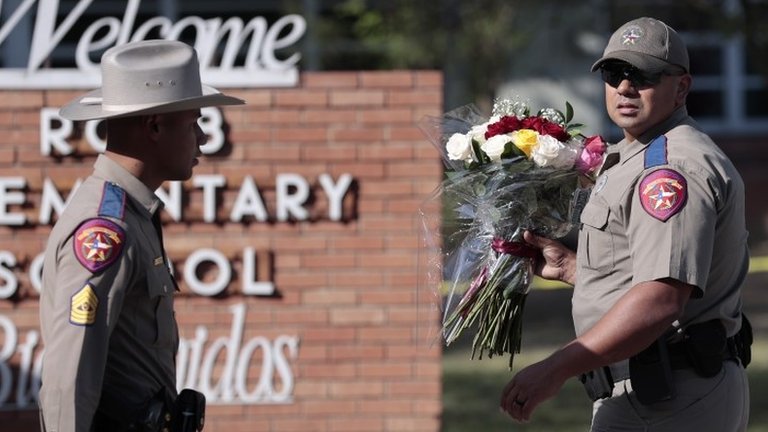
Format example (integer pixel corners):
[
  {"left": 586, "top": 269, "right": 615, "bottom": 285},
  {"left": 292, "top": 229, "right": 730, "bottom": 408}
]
[
  {"left": 39, "top": 155, "right": 179, "bottom": 432},
  {"left": 574, "top": 107, "right": 747, "bottom": 338}
]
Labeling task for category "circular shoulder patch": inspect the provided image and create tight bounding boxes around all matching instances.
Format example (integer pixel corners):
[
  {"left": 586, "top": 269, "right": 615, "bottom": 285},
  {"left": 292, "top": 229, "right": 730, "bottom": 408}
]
[
  {"left": 638, "top": 169, "right": 687, "bottom": 222},
  {"left": 73, "top": 218, "right": 126, "bottom": 273}
]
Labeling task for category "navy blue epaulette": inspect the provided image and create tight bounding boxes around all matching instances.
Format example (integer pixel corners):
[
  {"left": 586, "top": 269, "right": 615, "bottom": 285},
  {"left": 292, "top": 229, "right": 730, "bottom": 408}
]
[
  {"left": 644, "top": 135, "right": 668, "bottom": 169},
  {"left": 98, "top": 182, "right": 127, "bottom": 220}
]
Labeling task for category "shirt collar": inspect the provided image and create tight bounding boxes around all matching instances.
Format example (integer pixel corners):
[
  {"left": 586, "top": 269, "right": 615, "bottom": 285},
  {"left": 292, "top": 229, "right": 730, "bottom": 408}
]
[
  {"left": 93, "top": 154, "right": 164, "bottom": 216},
  {"left": 615, "top": 106, "right": 689, "bottom": 167}
]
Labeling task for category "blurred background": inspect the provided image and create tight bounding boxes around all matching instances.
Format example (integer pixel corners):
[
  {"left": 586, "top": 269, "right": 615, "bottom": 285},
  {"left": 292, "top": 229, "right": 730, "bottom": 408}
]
[{"left": 2, "top": 0, "right": 766, "bottom": 430}]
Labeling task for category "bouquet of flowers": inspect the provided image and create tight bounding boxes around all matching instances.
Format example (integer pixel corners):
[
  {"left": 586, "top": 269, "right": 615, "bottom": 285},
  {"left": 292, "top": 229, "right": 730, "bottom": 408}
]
[{"left": 421, "top": 98, "right": 606, "bottom": 369}]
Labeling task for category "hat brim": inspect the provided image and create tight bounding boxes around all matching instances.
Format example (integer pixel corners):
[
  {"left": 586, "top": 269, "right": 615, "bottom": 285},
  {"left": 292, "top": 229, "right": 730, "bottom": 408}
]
[
  {"left": 591, "top": 51, "right": 680, "bottom": 74},
  {"left": 60, "top": 85, "right": 245, "bottom": 121}
]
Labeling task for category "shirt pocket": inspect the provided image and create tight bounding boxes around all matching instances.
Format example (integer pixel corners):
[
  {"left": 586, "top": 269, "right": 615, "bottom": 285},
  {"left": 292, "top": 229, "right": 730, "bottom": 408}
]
[
  {"left": 146, "top": 268, "right": 178, "bottom": 349},
  {"left": 579, "top": 202, "right": 615, "bottom": 272}
]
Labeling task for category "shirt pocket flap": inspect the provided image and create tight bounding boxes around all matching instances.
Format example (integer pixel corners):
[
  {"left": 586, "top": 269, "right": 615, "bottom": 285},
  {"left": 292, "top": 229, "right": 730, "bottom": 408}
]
[
  {"left": 580, "top": 203, "right": 610, "bottom": 230},
  {"left": 146, "top": 267, "right": 174, "bottom": 298}
]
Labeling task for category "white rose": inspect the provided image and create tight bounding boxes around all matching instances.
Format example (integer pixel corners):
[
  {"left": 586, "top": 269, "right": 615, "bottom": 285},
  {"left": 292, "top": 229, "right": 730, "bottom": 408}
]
[
  {"left": 481, "top": 134, "right": 510, "bottom": 161},
  {"left": 468, "top": 124, "right": 488, "bottom": 145},
  {"left": 467, "top": 116, "right": 499, "bottom": 145},
  {"left": 531, "top": 135, "right": 578, "bottom": 168},
  {"left": 446, "top": 133, "right": 473, "bottom": 161}
]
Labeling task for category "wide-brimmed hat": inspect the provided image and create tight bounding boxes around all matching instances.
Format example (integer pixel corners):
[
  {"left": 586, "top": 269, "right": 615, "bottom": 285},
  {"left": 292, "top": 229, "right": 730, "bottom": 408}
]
[
  {"left": 60, "top": 39, "right": 244, "bottom": 121},
  {"left": 591, "top": 17, "right": 689, "bottom": 74}
]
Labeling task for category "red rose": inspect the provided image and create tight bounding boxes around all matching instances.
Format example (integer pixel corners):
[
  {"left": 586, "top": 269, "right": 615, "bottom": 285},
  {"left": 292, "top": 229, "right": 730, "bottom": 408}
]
[
  {"left": 485, "top": 115, "right": 522, "bottom": 139},
  {"left": 521, "top": 116, "right": 569, "bottom": 142},
  {"left": 521, "top": 116, "right": 542, "bottom": 131},
  {"left": 539, "top": 120, "right": 570, "bottom": 142}
]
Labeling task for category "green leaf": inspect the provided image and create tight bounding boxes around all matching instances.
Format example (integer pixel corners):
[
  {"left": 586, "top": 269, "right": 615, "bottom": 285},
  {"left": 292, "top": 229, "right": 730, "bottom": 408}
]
[
  {"left": 502, "top": 141, "right": 526, "bottom": 159},
  {"left": 565, "top": 101, "right": 574, "bottom": 123},
  {"left": 470, "top": 139, "right": 489, "bottom": 165}
]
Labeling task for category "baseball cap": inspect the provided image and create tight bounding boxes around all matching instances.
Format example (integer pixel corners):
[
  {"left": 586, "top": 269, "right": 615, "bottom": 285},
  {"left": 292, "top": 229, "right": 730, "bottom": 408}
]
[{"left": 591, "top": 17, "right": 689, "bottom": 74}]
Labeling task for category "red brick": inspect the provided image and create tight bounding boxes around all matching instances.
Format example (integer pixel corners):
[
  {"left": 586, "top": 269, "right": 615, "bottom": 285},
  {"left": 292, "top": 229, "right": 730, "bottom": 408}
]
[
  {"left": 385, "top": 417, "right": 442, "bottom": 432},
  {"left": 0, "top": 91, "right": 44, "bottom": 109},
  {"left": 303, "top": 327, "right": 356, "bottom": 343},
  {"left": 329, "top": 345, "right": 385, "bottom": 361},
  {"left": 242, "top": 108, "right": 302, "bottom": 125},
  {"left": 303, "top": 399, "right": 356, "bottom": 415},
  {"left": 358, "top": 108, "right": 414, "bottom": 125},
  {"left": 358, "top": 144, "right": 414, "bottom": 161},
  {"left": 273, "top": 126, "right": 328, "bottom": 143},
  {"left": 415, "top": 71, "right": 443, "bottom": 87},
  {"left": 358, "top": 399, "right": 414, "bottom": 414},
  {"left": 330, "top": 90, "right": 386, "bottom": 107},
  {"left": 330, "top": 126, "right": 385, "bottom": 142},
  {"left": 303, "top": 109, "right": 357, "bottom": 124},
  {"left": 330, "top": 307, "right": 386, "bottom": 325},
  {"left": 275, "top": 89, "right": 329, "bottom": 107},
  {"left": 327, "top": 272, "right": 384, "bottom": 288},
  {"left": 301, "top": 362, "right": 357, "bottom": 379},
  {"left": 302, "top": 253, "right": 357, "bottom": 268},
  {"left": 329, "top": 381, "right": 384, "bottom": 397},
  {"left": 387, "top": 90, "right": 442, "bottom": 106},
  {"left": 328, "top": 417, "right": 384, "bottom": 432},
  {"left": 360, "top": 71, "right": 414, "bottom": 88},
  {"left": 302, "top": 144, "right": 357, "bottom": 161},
  {"left": 357, "top": 361, "right": 413, "bottom": 378},
  {"left": 302, "top": 288, "right": 357, "bottom": 305}
]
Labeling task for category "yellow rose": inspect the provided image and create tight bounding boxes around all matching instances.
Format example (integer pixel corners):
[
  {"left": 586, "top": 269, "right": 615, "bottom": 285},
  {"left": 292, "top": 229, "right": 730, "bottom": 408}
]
[{"left": 510, "top": 129, "right": 539, "bottom": 158}]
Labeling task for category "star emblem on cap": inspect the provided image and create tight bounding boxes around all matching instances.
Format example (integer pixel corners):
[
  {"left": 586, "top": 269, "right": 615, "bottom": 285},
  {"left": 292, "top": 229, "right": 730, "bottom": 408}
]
[{"left": 621, "top": 26, "right": 643, "bottom": 45}]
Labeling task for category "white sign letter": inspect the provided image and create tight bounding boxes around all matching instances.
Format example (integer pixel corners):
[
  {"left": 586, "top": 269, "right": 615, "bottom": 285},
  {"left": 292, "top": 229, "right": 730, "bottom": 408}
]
[
  {"left": 276, "top": 173, "right": 309, "bottom": 222},
  {"left": 241, "top": 247, "right": 274, "bottom": 296},
  {"left": 40, "top": 108, "right": 73, "bottom": 156},
  {"left": 155, "top": 181, "right": 183, "bottom": 222},
  {"left": 0, "top": 252, "right": 18, "bottom": 299},
  {"left": 39, "top": 178, "right": 81, "bottom": 225},
  {"left": 230, "top": 177, "right": 268, "bottom": 223},
  {"left": 0, "top": 177, "right": 26, "bottom": 225},
  {"left": 319, "top": 173, "right": 352, "bottom": 221},
  {"left": 193, "top": 175, "right": 225, "bottom": 223},
  {"left": 184, "top": 248, "right": 231, "bottom": 297}
]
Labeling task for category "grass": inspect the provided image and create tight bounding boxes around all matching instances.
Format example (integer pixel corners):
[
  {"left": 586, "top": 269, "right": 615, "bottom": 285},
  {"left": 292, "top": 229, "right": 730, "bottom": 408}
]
[{"left": 442, "top": 287, "right": 768, "bottom": 431}]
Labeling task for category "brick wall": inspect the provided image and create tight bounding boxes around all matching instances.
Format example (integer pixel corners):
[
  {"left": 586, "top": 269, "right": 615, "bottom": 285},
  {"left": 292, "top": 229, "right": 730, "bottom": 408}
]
[{"left": 0, "top": 71, "right": 444, "bottom": 432}]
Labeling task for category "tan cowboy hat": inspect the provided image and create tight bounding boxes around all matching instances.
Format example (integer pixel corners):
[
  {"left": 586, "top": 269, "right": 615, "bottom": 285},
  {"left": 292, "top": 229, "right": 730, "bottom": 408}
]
[{"left": 60, "top": 39, "right": 244, "bottom": 121}]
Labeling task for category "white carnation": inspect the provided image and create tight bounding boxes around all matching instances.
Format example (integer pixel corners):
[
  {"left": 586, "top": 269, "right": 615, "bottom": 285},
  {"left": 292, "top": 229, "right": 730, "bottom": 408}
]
[
  {"left": 481, "top": 134, "right": 510, "bottom": 161},
  {"left": 531, "top": 134, "right": 578, "bottom": 168},
  {"left": 446, "top": 133, "right": 473, "bottom": 161}
]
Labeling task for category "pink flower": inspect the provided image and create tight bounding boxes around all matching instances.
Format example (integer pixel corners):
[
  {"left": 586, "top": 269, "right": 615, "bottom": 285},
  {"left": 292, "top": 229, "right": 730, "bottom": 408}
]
[{"left": 575, "top": 135, "right": 607, "bottom": 175}]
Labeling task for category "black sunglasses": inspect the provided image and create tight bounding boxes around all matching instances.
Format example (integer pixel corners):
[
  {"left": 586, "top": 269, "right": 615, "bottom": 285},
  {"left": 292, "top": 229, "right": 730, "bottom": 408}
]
[{"left": 600, "top": 64, "right": 683, "bottom": 88}]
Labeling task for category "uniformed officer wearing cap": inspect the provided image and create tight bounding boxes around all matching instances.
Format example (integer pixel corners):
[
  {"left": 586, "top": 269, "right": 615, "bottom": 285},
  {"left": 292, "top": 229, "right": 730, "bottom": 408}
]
[
  {"left": 499, "top": 17, "right": 750, "bottom": 431},
  {"left": 38, "top": 40, "right": 244, "bottom": 432}
]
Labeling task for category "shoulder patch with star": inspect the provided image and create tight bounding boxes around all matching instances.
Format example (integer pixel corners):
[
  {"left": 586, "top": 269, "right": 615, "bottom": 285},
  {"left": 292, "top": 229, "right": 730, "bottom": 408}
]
[
  {"left": 638, "top": 168, "right": 688, "bottom": 222},
  {"left": 73, "top": 218, "right": 126, "bottom": 272}
]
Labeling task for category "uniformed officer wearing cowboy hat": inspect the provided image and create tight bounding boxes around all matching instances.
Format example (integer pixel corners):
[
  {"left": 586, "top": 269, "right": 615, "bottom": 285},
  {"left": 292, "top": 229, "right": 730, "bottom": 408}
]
[
  {"left": 499, "top": 17, "right": 751, "bottom": 431},
  {"left": 38, "top": 39, "right": 244, "bottom": 432}
]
